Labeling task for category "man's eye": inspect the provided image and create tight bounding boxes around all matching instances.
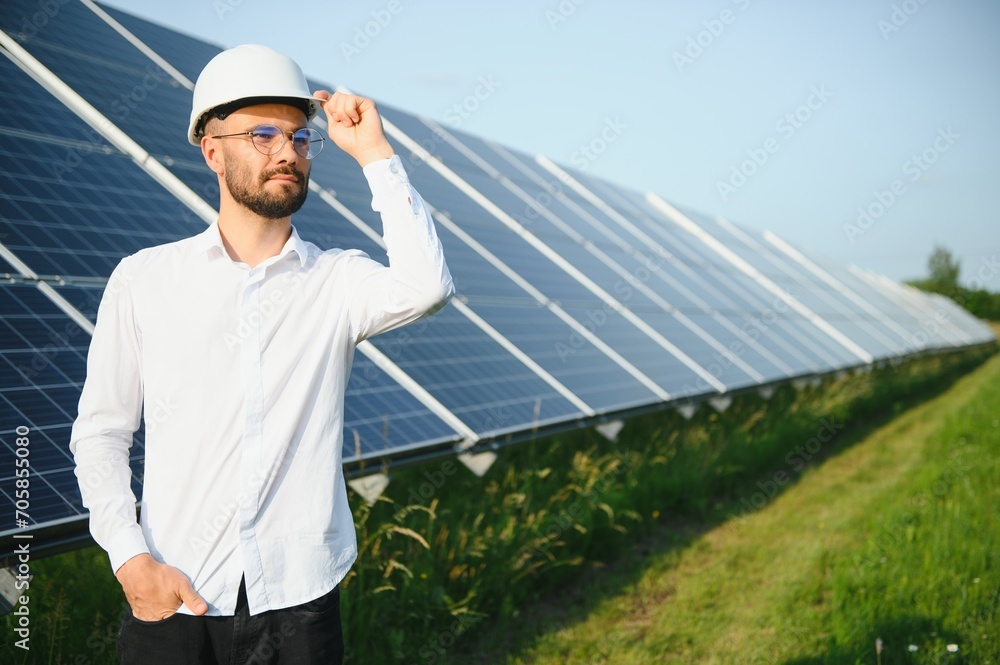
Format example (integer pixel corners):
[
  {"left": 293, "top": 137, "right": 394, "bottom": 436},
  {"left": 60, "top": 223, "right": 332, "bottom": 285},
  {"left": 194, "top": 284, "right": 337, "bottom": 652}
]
[{"left": 253, "top": 128, "right": 280, "bottom": 140}]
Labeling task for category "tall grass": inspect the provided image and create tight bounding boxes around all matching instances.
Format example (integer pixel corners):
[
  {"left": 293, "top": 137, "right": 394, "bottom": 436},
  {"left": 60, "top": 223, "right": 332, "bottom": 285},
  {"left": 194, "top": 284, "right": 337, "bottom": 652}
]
[{"left": 1, "top": 342, "right": 994, "bottom": 663}]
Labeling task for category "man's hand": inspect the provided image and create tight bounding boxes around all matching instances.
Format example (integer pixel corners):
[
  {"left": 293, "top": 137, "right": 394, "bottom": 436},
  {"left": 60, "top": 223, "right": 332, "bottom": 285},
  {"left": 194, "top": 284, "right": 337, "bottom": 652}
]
[
  {"left": 115, "top": 553, "right": 208, "bottom": 621},
  {"left": 313, "top": 90, "right": 394, "bottom": 168}
]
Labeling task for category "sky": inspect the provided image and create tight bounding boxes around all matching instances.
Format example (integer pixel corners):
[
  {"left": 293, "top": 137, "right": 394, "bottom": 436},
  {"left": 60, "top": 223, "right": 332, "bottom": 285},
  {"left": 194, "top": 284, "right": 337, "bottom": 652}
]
[{"left": 101, "top": 0, "right": 1000, "bottom": 288}]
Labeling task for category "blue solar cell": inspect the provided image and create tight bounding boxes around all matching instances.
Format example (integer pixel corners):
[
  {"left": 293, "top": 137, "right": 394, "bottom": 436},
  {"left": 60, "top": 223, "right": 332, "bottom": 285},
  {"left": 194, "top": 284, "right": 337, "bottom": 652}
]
[
  {"left": 383, "top": 113, "right": 812, "bottom": 389},
  {"left": 461, "top": 298, "right": 659, "bottom": 413},
  {"left": 397, "top": 119, "right": 803, "bottom": 388},
  {"left": 1, "top": 1, "right": 196, "bottom": 165},
  {"left": 562, "top": 169, "right": 861, "bottom": 373},
  {"left": 382, "top": 160, "right": 600, "bottom": 305},
  {"left": 381, "top": 214, "right": 661, "bottom": 412},
  {"left": 0, "top": 54, "right": 209, "bottom": 277},
  {"left": 0, "top": 285, "right": 89, "bottom": 393},
  {"left": 368, "top": 306, "right": 582, "bottom": 435},
  {"left": 0, "top": 282, "right": 139, "bottom": 535},
  {"left": 343, "top": 354, "right": 460, "bottom": 460},
  {"left": 0, "top": 54, "right": 114, "bottom": 147},
  {"left": 375, "top": 136, "right": 715, "bottom": 396},
  {"left": 0, "top": 134, "right": 206, "bottom": 278},
  {"left": 45, "top": 284, "right": 104, "bottom": 322},
  {"left": 674, "top": 207, "right": 904, "bottom": 362},
  {"left": 97, "top": 1, "right": 224, "bottom": 84},
  {"left": 799, "top": 248, "right": 991, "bottom": 351},
  {"left": 435, "top": 132, "right": 835, "bottom": 379}
]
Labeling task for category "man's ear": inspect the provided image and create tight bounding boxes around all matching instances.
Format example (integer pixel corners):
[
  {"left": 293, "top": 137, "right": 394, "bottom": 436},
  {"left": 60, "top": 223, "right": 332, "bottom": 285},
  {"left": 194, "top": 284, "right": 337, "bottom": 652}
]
[{"left": 201, "top": 135, "right": 226, "bottom": 176}]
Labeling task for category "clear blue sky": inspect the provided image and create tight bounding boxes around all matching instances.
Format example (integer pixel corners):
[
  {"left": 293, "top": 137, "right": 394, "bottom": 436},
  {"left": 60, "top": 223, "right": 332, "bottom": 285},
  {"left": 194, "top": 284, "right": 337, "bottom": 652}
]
[{"left": 102, "top": 0, "right": 1000, "bottom": 287}]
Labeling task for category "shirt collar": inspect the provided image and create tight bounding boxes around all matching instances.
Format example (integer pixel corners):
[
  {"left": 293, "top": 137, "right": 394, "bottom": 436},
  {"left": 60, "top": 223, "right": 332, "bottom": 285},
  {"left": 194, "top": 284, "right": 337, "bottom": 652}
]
[{"left": 195, "top": 220, "right": 309, "bottom": 269}]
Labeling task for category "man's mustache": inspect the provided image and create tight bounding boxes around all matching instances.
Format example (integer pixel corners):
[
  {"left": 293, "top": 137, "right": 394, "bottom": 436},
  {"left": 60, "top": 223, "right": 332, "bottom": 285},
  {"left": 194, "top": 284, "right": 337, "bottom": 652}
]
[{"left": 261, "top": 166, "right": 306, "bottom": 184}]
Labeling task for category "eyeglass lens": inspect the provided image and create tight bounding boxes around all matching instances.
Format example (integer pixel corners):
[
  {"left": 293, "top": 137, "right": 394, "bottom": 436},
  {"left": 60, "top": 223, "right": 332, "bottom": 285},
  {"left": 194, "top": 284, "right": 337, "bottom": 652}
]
[{"left": 251, "top": 125, "right": 324, "bottom": 159}]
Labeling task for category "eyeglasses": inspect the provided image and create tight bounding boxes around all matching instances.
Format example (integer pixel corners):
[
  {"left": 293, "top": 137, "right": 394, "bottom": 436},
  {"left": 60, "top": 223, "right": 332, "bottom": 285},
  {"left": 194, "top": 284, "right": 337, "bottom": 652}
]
[{"left": 211, "top": 124, "right": 324, "bottom": 159}]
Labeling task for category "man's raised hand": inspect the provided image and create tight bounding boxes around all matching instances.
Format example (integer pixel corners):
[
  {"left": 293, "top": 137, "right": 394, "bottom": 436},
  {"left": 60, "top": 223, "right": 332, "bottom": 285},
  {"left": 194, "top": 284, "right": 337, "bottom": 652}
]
[{"left": 314, "top": 90, "right": 394, "bottom": 167}]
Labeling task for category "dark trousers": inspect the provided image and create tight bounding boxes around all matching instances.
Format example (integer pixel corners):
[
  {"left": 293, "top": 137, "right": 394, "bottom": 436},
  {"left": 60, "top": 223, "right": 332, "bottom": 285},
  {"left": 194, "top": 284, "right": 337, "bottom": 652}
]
[{"left": 117, "top": 577, "right": 343, "bottom": 664}]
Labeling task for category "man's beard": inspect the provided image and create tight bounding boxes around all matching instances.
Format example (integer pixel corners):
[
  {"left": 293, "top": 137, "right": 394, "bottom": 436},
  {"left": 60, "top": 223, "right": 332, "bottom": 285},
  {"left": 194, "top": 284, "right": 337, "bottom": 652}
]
[{"left": 225, "top": 159, "right": 309, "bottom": 219}]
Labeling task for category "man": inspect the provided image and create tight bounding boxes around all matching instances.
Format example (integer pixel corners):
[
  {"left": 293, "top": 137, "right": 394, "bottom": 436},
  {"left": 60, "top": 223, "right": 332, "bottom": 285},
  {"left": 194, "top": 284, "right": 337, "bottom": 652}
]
[{"left": 70, "top": 44, "right": 453, "bottom": 663}]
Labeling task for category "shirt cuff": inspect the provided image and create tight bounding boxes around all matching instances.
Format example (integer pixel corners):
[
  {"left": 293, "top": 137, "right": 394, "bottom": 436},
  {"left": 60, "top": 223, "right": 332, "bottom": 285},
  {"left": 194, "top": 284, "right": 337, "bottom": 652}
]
[
  {"left": 363, "top": 154, "right": 415, "bottom": 212},
  {"left": 107, "top": 524, "right": 150, "bottom": 573}
]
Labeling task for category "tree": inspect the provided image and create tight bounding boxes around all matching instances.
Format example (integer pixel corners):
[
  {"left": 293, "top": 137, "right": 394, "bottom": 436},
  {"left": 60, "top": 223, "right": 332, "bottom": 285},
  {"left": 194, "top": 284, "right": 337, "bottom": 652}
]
[
  {"left": 907, "top": 244, "right": 1000, "bottom": 321},
  {"left": 927, "top": 244, "right": 960, "bottom": 293}
]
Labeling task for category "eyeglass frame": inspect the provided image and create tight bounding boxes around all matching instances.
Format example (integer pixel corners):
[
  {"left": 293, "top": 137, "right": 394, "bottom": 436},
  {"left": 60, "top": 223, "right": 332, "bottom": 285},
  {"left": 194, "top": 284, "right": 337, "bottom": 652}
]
[{"left": 210, "top": 124, "right": 325, "bottom": 159}]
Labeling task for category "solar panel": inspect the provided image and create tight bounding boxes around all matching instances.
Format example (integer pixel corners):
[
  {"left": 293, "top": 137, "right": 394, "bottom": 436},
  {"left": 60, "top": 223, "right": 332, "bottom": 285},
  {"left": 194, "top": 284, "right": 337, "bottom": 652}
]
[
  {"left": 0, "top": 3, "right": 193, "bottom": 163},
  {"left": 97, "top": 3, "right": 221, "bottom": 84},
  {"left": 0, "top": 52, "right": 206, "bottom": 279},
  {"left": 795, "top": 247, "right": 989, "bottom": 350},
  {"left": 368, "top": 306, "right": 583, "bottom": 433},
  {"left": 561, "top": 168, "right": 869, "bottom": 370},
  {"left": 497, "top": 143, "right": 845, "bottom": 375},
  {"left": 405, "top": 118, "right": 796, "bottom": 388},
  {"left": 0, "top": 136, "right": 206, "bottom": 278},
  {"left": 342, "top": 354, "right": 461, "bottom": 459},
  {"left": 3, "top": 1, "right": 602, "bottom": 441},
  {"left": 671, "top": 205, "right": 991, "bottom": 357},
  {"left": 452, "top": 298, "right": 660, "bottom": 413},
  {"left": 675, "top": 209, "right": 904, "bottom": 355},
  {"left": 0, "top": 281, "right": 144, "bottom": 535},
  {"left": 0, "top": 0, "right": 993, "bottom": 566},
  {"left": 375, "top": 120, "right": 722, "bottom": 398}
]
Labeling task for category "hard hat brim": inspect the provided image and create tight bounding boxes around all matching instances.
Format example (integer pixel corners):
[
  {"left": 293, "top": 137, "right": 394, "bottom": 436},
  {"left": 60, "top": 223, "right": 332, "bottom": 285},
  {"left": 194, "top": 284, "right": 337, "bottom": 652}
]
[{"left": 189, "top": 95, "right": 325, "bottom": 146}]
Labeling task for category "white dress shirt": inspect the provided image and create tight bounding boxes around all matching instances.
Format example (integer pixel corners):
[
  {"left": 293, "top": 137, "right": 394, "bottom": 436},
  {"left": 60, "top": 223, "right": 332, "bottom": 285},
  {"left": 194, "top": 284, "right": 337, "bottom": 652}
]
[{"left": 70, "top": 155, "right": 453, "bottom": 616}]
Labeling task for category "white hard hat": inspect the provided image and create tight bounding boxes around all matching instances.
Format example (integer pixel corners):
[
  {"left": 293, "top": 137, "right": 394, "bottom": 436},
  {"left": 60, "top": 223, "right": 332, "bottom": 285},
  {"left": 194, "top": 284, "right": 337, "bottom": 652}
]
[{"left": 187, "top": 44, "right": 323, "bottom": 145}]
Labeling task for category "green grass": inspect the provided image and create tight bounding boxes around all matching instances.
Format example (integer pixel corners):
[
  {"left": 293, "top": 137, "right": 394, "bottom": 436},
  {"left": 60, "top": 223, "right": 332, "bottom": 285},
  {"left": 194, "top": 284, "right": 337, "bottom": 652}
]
[
  {"left": 468, "top": 350, "right": 1000, "bottom": 664},
  {"left": 1, "top": 340, "right": 996, "bottom": 663}
]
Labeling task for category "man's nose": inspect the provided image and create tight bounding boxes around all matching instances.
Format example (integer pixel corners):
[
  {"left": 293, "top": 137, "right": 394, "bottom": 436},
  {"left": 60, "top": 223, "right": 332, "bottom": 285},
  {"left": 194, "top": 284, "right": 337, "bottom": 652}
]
[{"left": 272, "top": 132, "right": 300, "bottom": 164}]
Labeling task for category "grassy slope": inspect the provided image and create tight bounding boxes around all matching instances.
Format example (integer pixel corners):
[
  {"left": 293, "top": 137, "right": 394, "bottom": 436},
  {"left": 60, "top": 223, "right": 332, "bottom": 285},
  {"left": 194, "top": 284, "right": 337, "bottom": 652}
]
[{"left": 485, "top": 352, "right": 1000, "bottom": 664}]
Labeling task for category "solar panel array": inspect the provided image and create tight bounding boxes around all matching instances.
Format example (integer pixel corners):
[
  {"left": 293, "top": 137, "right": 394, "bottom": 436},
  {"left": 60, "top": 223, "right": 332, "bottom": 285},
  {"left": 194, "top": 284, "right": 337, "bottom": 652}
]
[{"left": 0, "top": 0, "right": 993, "bottom": 560}]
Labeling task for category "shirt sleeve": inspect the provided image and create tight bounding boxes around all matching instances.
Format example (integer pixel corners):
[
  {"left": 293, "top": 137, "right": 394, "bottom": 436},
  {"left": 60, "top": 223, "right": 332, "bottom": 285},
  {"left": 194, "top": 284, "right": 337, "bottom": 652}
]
[
  {"left": 69, "top": 257, "right": 149, "bottom": 573},
  {"left": 347, "top": 154, "right": 455, "bottom": 343}
]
